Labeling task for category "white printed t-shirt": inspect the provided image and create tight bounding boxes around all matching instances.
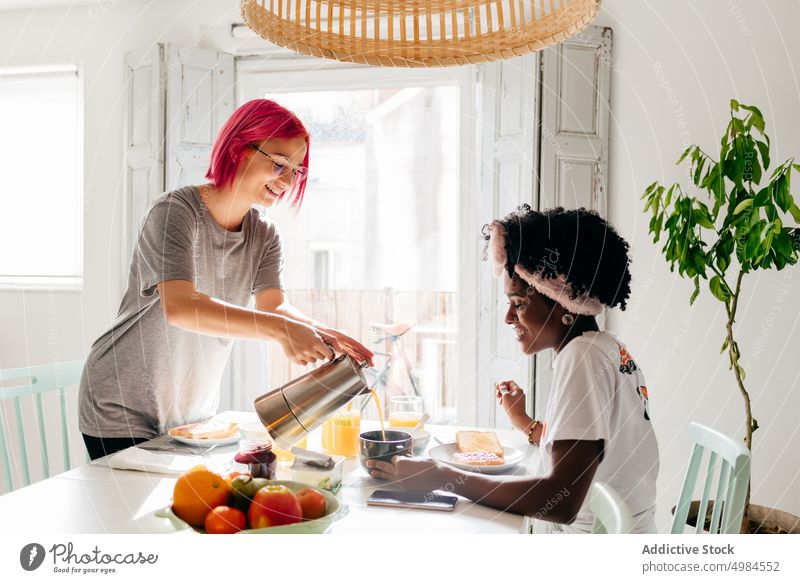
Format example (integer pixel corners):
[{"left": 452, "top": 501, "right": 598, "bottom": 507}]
[{"left": 539, "top": 330, "right": 659, "bottom": 533}]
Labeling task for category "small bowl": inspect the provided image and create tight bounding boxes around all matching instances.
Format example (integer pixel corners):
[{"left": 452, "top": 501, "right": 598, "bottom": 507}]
[
  {"left": 410, "top": 429, "right": 431, "bottom": 455},
  {"left": 358, "top": 430, "right": 413, "bottom": 474}
]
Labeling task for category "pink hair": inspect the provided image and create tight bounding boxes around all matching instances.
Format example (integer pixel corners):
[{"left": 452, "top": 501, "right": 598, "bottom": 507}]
[{"left": 206, "top": 99, "right": 310, "bottom": 207}]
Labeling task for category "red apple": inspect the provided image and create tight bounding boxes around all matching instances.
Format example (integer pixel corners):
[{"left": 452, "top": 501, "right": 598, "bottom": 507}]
[
  {"left": 296, "top": 487, "right": 327, "bottom": 520},
  {"left": 248, "top": 485, "right": 303, "bottom": 528}
]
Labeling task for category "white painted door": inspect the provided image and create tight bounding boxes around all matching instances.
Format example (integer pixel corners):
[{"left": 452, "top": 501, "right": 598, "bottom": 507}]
[
  {"left": 476, "top": 54, "right": 540, "bottom": 429},
  {"left": 124, "top": 43, "right": 235, "bottom": 263},
  {"left": 534, "top": 25, "right": 612, "bottom": 416},
  {"left": 165, "top": 45, "right": 235, "bottom": 191},
  {"left": 123, "top": 45, "right": 165, "bottom": 270}
]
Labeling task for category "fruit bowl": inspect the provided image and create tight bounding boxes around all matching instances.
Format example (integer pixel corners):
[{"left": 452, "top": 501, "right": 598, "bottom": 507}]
[{"left": 156, "top": 480, "right": 347, "bottom": 534}]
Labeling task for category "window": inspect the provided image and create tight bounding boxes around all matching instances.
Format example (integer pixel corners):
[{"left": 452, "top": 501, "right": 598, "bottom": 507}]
[
  {"left": 239, "top": 63, "right": 471, "bottom": 424},
  {"left": 0, "top": 65, "right": 83, "bottom": 288},
  {"left": 309, "top": 243, "right": 348, "bottom": 289}
]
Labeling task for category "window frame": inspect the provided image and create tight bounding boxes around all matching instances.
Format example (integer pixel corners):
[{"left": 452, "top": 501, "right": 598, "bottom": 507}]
[
  {"left": 235, "top": 57, "right": 480, "bottom": 424},
  {"left": 0, "top": 63, "right": 84, "bottom": 291}
]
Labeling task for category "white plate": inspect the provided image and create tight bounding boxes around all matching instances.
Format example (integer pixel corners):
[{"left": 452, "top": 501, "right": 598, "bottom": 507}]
[
  {"left": 428, "top": 443, "right": 524, "bottom": 474},
  {"left": 168, "top": 432, "right": 241, "bottom": 447}
]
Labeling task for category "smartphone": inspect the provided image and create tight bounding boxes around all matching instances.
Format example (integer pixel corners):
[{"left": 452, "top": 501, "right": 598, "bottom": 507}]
[{"left": 367, "top": 489, "right": 458, "bottom": 512}]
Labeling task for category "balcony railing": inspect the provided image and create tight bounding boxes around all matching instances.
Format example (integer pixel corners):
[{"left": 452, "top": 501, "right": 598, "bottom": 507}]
[{"left": 265, "top": 288, "right": 457, "bottom": 423}]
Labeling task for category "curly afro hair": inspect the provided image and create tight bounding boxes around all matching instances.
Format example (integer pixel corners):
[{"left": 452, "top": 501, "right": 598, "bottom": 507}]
[{"left": 482, "top": 205, "right": 633, "bottom": 311}]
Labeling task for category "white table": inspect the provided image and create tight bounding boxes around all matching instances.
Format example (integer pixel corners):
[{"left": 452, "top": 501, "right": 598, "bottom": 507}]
[{"left": 0, "top": 412, "right": 542, "bottom": 534}]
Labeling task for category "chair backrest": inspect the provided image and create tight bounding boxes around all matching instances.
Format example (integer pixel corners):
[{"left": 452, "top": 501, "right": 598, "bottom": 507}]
[
  {"left": 591, "top": 482, "right": 634, "bottom": 534},
  {"left": 671, "top": 422, "right": 751, "bottom": 534},
  {"left": 0, "top": 360, "right": 84, "bottom": 492}
]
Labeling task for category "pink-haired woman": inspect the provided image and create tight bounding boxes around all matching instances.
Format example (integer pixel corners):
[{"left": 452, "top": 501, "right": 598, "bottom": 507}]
[{"left": 78, "top": 100, "right": 373, "bottom": 460}]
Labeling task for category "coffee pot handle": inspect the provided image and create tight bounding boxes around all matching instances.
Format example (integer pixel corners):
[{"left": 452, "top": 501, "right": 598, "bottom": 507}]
[{"left": 324, "top": 340, "right": 371, "bottom": 369}]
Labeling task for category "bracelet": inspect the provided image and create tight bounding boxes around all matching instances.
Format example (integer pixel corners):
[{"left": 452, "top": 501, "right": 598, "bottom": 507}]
[{"left": 527, "top": 420, "right": 541, "bottom": 445}]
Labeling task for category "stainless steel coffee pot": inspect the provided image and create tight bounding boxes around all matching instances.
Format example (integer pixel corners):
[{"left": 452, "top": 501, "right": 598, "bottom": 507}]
[{"left": 253, "top": 354, "right": 370, "bottom": 449}]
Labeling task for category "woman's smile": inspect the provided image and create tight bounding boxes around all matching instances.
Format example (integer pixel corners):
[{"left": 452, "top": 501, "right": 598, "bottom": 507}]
[{"left": 263, "top": 183, "right": 282, "bottom": 202}]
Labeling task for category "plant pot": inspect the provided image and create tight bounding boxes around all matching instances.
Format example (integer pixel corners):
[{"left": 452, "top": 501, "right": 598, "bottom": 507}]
[{"left": 673, "top": 500, "right": 800, "bottom": 534}]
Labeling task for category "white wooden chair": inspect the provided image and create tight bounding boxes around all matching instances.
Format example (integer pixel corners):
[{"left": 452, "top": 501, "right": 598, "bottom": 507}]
[
  {"left": 0, "top": 360, "right": 84, "bottom": 492},
  {"left": 671, "top": 422, "right": 751, "bottom": 534},
  {"left": 591, "top": 482, "right": 634, "bottom": 534}
]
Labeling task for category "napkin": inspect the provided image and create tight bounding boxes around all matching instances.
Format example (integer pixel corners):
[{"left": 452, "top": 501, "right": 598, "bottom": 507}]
[{"left": 105, "top": 447, "right": 222, "bottom": 476}]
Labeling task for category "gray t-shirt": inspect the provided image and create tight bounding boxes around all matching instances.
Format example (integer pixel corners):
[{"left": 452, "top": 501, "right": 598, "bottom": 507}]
[{"left": 79, "top": 186, "right": 283, "bottom": 438}]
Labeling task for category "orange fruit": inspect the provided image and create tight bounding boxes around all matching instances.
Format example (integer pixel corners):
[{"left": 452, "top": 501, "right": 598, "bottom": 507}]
[
  {"left": 172, "top": 469, "right": 232, "bottom": 527},
  {"left": 204, "top": 506, "right": 247, "bottom": 534}
]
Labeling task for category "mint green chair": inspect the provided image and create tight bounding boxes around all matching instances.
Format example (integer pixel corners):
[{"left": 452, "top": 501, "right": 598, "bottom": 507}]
[
  {"left": 0, "top": 360, "right": 84, "bottom": 492},
  {"left": 671, "top": 422, "right": 751, "bottom": 534},
  {"left": 591, "top": 482, "right": 634, "bottom": 534}
]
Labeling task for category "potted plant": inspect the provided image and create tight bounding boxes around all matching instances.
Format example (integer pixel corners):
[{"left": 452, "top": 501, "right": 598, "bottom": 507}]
[{"left": 642, "top": 100, "right": 800, "bottom": 533}]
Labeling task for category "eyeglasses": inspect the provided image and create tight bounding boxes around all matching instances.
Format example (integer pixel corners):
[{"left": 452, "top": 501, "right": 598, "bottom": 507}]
[{"left": 250, "top": 145, "right": 308, "bottom": 183}]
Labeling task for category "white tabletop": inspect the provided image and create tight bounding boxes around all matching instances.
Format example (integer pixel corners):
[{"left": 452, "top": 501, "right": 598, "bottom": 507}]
[{"left": 0, "top": 412, "right": 542, "bottom": 534}]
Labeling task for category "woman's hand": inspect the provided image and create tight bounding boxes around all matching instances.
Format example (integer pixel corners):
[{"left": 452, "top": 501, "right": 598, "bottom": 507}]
[
  {"left": 276, "top": 319, "right": 342, "bottom": 366},
  {"left": 496, "top": 380, "right": 533, "bottom": 432},
  {"left": 366, "top": 456, "right": 450, "bottom": 491},
  {"left": 318, "top": 326, "right": 375, "bottom": 367}
]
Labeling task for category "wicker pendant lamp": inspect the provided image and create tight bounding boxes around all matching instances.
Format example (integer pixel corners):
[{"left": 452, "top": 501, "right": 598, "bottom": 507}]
[{"left": 241, "top": 0, "right": 600, "bottom": 67}]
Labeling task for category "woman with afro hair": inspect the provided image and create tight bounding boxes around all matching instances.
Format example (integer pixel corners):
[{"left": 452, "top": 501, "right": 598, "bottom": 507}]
[{"left": 368, "top": 205, "right": 659, "bottom": 533}]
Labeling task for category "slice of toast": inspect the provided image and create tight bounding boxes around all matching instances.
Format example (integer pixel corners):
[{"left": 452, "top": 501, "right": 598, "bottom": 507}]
[
  {"left": 168, "top": 419, "right": 239, "bottom": 440},
  {"left": 453, "top": 451, "right": 505, "bottom": 466},
  {"left": 455, "top": 431, "right": 504, "bottom": 458}
]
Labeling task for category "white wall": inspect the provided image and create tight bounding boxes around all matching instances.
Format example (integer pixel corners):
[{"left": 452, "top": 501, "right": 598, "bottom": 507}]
[
  {"left": 1, "top": 0, "right": 798, "bottom": 528},
  {"left": 596, "top": 0, "right": 800, "bottom": 529}
]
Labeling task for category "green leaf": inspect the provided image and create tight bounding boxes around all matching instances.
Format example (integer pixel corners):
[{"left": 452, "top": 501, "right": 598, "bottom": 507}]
[
  {"left": 751, "top": 417, "right": 759, "bottom": 433},
  {"left": 709, "top": 275, "right": 730, "bottom": 302},
  {"left": 689, "top": 276, "right": 701, "bottom": 305},
  {"left": 694, "top": 156, "right": 706, "bottom": 185},
  {"left": 730, "top": 98, "right": 740, "bottom": 111},
  {"left": 756, "top": 140, "right": 770, "bottom": 170},
  {"left": 790, "top": 203, "right": 800, "bottom": 223},
  {"left": 774, "top": 174, "right": 790, "bottom": 212},
  {"left": 733, "top": 198, "right": 753, "bottom": 215},
  {"left": 643, "top": 180, "right": 658, "bottom": 196},
  {"left": 774, "top": 232, "right": 793, "bottom": 257},
  {"left": 665, "top": 185, "right": 675, "bottom": 207},
  {"left": 720, "top": 337, "right": 729, "bottom": 353},
  {"left": 692, "top": 249, "right": 707, "bottom": 274},
  {"left": 737, "top": 364, "right": 747, "bottom": 381},
  {"left": 677, "top": 145, "right": 694, "bottom": 165},
  {"left": 692, "top": 208, "right": 715, "bottom": 229},
  {"left": 745, "top": 226, "right": 762, "bottom": 260},
  {"left": 716, "top": 250, "right": 730, "bottom": 272},
  {"left": 754, "top": 187, "right": 770, "bottom": 206}
]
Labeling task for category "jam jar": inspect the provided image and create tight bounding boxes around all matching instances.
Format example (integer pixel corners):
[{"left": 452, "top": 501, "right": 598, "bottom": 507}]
[{"left": 234, "top": 439, "right": 277, "bottom": 479}]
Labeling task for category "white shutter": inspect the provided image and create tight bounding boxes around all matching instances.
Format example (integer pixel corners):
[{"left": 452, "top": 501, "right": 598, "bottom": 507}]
[
  {"left": 534, "top": 25, "right": 612, "bottom": 416},
  {"left": 123, "top": 45, "right": 165, "bottom": 270},
  {"left": 476, "top": 54, "right": 540, "bottom": 429},
  {"left": 124, "top": 44, "right": 235, "bottom": 263},
  {"left": 165, "top": 45, "right": 235, "bottom": 190}
]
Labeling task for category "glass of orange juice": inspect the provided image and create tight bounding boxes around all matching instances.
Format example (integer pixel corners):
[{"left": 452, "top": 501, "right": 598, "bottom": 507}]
[
  {"left": 273, "top": 435, "right": 308, "bottom": 466},
  {"left": 388, "top": 396, "right": 424, "bottom": 429},
  {"left": 321, "top": 408, "right": 361, "bottom": 458}
]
